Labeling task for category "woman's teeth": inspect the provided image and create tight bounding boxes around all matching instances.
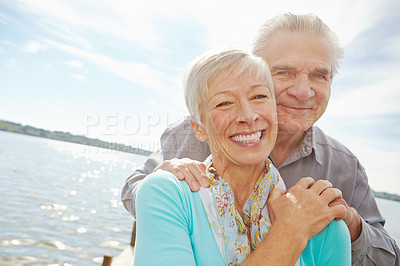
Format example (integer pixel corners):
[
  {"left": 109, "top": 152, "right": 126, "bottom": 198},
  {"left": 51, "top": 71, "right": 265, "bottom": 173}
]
[{"left": 232, "top": 131, "right": 262, "bottom": 143}]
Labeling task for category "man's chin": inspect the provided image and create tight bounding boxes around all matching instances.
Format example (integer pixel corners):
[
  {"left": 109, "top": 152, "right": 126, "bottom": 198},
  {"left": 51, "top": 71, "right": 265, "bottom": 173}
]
[{"left": 277, "top": 123, "right": 312, "bottom": 135}]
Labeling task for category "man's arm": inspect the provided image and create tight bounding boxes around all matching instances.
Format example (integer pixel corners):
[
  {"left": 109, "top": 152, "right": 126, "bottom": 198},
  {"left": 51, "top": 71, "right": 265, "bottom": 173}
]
[
  {"left": 121, "top": 149, "right": 162, "bottom": 216},
  {"left": 349, "top": 166, "right": 400, "bottom": 265}
]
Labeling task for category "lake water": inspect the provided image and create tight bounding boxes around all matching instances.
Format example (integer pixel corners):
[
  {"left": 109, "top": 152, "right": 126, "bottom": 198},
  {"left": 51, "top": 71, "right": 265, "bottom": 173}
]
[{"left": 0, "top": 131, "right": 399, "bottom": 265}]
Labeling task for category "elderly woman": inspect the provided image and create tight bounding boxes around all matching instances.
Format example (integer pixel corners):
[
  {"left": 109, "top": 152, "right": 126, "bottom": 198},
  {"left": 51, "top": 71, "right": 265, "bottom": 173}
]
[{"left": 134, "top": 48, "right": 350, "bottom": 265}]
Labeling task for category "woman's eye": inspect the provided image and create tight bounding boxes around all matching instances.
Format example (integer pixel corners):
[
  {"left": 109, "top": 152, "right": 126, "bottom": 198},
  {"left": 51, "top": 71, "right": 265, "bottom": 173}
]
[
  {"left": 253, "top": 94, "right": 268, "bottom": 100},
  {"left": 215, "top": 101, "right": 231, "bottom": 108},
  {"left": 277, "top": 71, "right": 288, "bottom": 75}
]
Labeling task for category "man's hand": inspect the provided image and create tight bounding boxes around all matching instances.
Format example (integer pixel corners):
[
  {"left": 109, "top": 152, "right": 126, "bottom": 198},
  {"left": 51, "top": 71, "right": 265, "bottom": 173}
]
[
  {"left": 267, "top": 177, "right": 347, "bottom": 241},
  {"left": 153, "top": 158, "right": 209, "bottom": 191},
  {"left": 329, "top": 197, "right": 362, "bottom": 242}
]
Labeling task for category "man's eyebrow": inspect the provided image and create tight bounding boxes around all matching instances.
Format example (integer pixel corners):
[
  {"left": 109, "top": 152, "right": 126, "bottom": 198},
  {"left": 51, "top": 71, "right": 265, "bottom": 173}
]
[
  {"left": 314, "top": 67, "right": 331, "bottom": 75},
  {"left": 270, "top": 65, "right": 296, "bottom": 72}
]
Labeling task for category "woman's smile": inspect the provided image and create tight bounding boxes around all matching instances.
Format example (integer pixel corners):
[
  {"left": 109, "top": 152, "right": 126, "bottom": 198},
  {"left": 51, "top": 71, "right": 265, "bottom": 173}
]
[{"left": 230, "top": 130, "right": 265, "bottom": 145}]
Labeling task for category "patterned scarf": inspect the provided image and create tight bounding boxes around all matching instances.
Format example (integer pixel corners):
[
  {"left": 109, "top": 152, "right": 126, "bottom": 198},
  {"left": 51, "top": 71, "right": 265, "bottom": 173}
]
[{"left": 206, "top": 159, "right": 279, "bottom": 265}]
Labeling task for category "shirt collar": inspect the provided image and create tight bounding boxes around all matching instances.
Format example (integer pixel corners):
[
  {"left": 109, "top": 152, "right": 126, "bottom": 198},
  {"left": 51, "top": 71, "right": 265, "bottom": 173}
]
[
  {"left": 303, "top": 126, "right": 323, "bottom": 165},
  {"left": 279, "top": 125, "right": 322, "bottom": 167}
]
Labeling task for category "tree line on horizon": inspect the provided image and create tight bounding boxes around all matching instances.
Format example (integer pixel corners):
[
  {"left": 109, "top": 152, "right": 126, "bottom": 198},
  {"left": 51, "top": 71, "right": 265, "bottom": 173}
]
[{"left": 0, "top": 120, "right": 152, "bottom": 156}]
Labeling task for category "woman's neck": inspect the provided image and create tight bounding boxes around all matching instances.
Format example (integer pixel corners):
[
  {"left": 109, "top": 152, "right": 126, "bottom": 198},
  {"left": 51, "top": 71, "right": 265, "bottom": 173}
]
[{"left": 212, "top": 158, "right": 265, "bottom": 210}]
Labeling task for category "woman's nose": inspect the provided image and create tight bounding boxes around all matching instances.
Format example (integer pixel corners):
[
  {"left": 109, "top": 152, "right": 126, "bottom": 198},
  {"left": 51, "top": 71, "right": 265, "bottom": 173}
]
[{"left": 236, "top": 102, "right": 258, "bottom": 125}]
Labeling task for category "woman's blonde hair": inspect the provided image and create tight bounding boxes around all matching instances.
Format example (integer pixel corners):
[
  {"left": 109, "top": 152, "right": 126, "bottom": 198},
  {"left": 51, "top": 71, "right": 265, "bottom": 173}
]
[{"left": 183, "top": 48, "right": 274, "bottom": 125}]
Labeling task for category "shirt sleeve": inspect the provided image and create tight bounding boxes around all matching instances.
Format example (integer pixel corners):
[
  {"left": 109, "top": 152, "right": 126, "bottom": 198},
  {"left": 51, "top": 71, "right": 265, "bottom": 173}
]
[
  {"left": 350, "top": 163, "right": 400, "bottom": 265},
  {"left": 161, "top": 117, "right": 210, "bottom": 161},
  {"left": 134, "top": 170, "right": 196, "bottom": 266}
]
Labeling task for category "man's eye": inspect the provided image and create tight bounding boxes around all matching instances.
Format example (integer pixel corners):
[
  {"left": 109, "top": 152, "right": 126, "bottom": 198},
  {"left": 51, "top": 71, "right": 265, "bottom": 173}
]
[
  {"left": 310, "top": 73, "right": 328, "bottom": 81},
  {"left": 274, "top": 71, "right": 295, "bottom": 78}
]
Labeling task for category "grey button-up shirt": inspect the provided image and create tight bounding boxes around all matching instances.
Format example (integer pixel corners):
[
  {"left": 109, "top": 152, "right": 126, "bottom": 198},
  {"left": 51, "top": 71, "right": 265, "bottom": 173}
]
[{"left": 121, "top": 117, "right": 400, "bottom": 265}]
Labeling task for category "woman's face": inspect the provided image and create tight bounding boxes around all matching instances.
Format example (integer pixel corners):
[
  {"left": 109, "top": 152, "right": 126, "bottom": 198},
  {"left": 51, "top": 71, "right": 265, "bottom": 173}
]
[{"left": 196, "top": 69, "right": 277, "bottom": 168}]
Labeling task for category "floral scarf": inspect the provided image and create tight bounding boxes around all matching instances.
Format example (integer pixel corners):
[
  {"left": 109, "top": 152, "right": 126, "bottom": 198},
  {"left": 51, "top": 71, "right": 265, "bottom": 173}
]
[{"left": 204, "top": 159, "right": 279, "bottom": 265}]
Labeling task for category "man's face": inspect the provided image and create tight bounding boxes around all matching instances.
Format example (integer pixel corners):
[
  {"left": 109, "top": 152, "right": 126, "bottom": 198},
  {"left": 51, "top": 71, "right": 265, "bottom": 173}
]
[{"left": 265, "top": 30, "right": 332, "bottom": 134}]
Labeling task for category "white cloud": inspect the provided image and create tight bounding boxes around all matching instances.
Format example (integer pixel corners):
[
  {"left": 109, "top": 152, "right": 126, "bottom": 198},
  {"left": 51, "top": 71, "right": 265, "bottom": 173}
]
[
  {"left": 4, "top": 58, "right": 17, "bottom": 68},
  {"left": 326, "top": 74, "right": 400, "bottom": 118},
  {"left": 1, "top": 40, "right": 15, "bottom": 46},
  {"left": 12, "top": 0, "right": 394, "bottom": 52},
  {"left": 383, "top": 36, "right": 400, "bottom": 59},
  {"left": 44, "top": 104, "right": 69, "bottom": 114},
  {"left": 66, "top": 60, "right": 83, "bottom": 68},
  {"left": 24, "top": 41, "right": 47, "bottom": 53},
  {"left": 70, "top": 73, "right": 86, "bottom": 82},
  {"left": 45, "top": 39, "right": 168, "bottom": 90},
  {"left": 14, "top": 0, "right": 161, "bottom": 48}
]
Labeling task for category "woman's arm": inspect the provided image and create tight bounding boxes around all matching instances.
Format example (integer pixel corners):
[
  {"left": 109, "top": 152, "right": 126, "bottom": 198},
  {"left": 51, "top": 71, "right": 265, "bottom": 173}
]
[
  {"left": 312, "top": 220, "right": 351, "bottom": 265},
  {"left": 134, "top": 170, "right": 196, "bottom": 266},
  {"left": 242, "top": 177, "right": 348, "bottom": 265}
]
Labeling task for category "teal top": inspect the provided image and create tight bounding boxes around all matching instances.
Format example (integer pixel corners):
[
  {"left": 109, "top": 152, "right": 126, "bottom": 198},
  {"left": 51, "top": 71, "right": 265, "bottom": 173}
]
[{"left": 134, "top": 170, "right": 351, "bottom": 265}]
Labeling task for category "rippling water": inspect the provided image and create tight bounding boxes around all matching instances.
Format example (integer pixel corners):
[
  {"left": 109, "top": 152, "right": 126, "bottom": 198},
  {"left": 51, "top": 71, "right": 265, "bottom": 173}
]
[
  {"left": 0, "top": 131, "right": 145, "bottom": 265},
  {"left": 0, "top": 131, "right": 399, "bottom": 265}
]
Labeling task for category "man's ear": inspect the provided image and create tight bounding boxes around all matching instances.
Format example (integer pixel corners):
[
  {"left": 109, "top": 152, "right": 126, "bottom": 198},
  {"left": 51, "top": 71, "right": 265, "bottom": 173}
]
[{"left": 190, "top": 119, "right": 208, "bottom": 142}]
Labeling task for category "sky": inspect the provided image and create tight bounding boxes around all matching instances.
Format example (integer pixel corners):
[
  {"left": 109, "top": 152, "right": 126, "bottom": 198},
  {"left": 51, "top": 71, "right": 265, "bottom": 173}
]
[{"left": 0, "top": 0, "right": 399, "bottom": 194}]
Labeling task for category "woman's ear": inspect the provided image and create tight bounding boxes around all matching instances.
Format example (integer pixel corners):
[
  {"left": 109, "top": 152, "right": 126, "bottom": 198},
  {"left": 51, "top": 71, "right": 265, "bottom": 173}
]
[{"left": 190, "top": 119, "right": 208, "bottom": 142}]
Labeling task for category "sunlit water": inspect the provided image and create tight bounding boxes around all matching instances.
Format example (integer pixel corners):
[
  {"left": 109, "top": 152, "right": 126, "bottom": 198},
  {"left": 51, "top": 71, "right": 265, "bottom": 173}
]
[
  {"left": 0, "top": 131, "right": 399, "bottom": 265},
  {"left": 0, "top": 131, "right": 144, "bottom": 265}
]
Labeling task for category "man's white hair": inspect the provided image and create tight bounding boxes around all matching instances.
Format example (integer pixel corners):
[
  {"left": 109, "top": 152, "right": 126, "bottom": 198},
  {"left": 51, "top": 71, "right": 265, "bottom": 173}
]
[{"left": 252, "top": 13, "right": 344, "bottom": 78}]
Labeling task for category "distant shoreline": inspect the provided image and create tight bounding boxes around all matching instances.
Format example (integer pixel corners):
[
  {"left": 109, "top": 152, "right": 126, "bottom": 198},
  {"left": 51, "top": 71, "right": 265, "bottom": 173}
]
[
  {"left": 373, "top": 191, "right": 400, "bottom": 202},
  {"left": 0, "top": 120, "right": 152, "bottom": 156}
]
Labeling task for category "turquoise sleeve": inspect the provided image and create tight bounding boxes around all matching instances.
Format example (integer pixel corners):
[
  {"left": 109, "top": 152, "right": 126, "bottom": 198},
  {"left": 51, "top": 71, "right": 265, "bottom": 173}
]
[
  {"left": 301, "top": 220, "right": 351, "bottom": 265},
  {"left": 133, "top": 170, "right": 196, "bottom": 266}
]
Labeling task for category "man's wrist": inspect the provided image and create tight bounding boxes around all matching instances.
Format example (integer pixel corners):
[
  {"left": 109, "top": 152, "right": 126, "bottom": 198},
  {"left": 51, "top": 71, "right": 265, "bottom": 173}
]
[{"left": 347, "top": 208, "right": 362, "bottom": 242}]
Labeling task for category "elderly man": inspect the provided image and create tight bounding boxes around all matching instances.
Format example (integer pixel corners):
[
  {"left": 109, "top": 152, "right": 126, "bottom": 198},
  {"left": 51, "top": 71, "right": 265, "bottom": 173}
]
[{"left": 122, "top": 13, "right": 399, "bottom": 265}]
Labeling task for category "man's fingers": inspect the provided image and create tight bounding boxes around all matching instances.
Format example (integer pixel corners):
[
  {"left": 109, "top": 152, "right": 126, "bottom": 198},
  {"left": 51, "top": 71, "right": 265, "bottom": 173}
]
[
  {"left": 177, "top": 166, "right": 201, "bottom": 191},
  {"left": 153, "top": 158, "right": 208, "bottom": 191},
  {"left": 310, "top": 180, "right": 333, "bottom": 195},
  {"left": 186, "top": 164, "right": 209, "bottom": 188},
  {"left": 320, "top": 187, "right": 342, "bottom": 203},
  {"left": 330, "top": 204, "right": 347, "bottom": 221}
]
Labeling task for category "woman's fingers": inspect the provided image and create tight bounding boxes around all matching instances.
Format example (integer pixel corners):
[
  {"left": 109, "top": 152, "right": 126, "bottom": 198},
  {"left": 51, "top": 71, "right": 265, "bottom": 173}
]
[{"left": 295, "top": 177, "right": 315, "bottom": 188}]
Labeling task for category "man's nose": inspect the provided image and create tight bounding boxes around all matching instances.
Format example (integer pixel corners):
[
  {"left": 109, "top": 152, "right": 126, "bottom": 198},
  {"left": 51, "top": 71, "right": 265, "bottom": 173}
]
[{"left": 288, "top": 74, "right": 315, "bottom": 101}]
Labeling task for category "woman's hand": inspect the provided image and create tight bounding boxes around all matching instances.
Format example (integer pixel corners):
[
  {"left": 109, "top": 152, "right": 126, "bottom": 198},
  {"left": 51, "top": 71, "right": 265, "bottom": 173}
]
[
  {"left": 267, "top": 177, "right": 347, "bottom": 240},
  {"left": 154, "top": 158, "right": 209, "bottom": 191}
]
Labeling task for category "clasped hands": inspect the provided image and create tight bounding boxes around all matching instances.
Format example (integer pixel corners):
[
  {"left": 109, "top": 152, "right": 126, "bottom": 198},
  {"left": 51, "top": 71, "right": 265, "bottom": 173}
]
[{"left": 154, "top": 158, "right": 361, "bottom": 242}]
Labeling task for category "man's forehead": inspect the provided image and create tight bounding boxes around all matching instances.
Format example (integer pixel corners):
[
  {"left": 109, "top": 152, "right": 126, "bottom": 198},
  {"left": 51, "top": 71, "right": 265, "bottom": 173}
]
[
  {"left": 271, "top": 63, "right": 331, "bottom": 73},
  {"left": 265, "top": 31, "right": 332, "bottom": 69}
]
